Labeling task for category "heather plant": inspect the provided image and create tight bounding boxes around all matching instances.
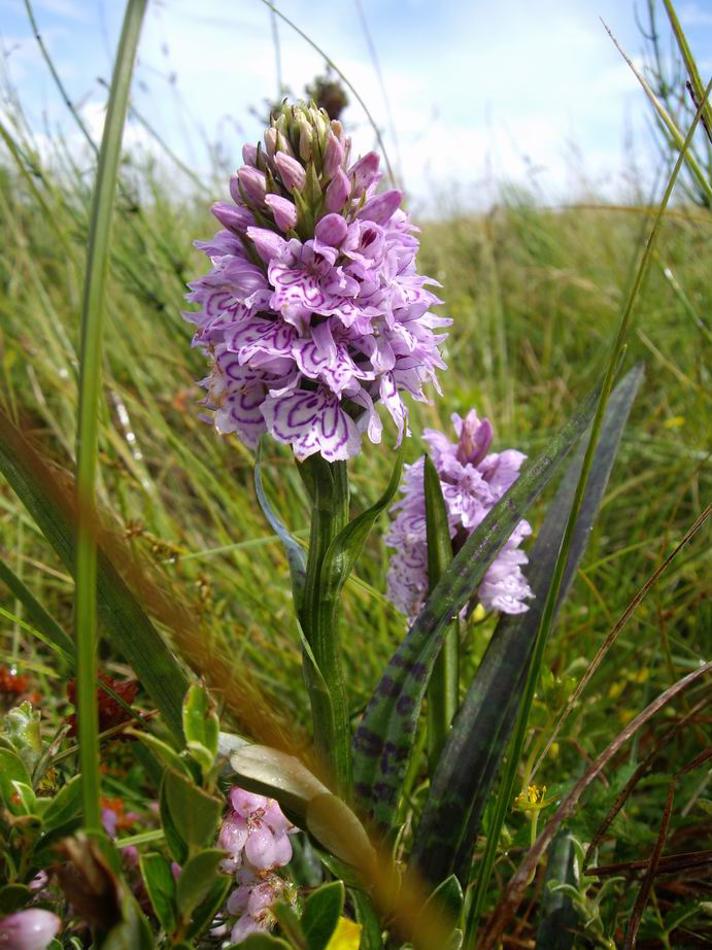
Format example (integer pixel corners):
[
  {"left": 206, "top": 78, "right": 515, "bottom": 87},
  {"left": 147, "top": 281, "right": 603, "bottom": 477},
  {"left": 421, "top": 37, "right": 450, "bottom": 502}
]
[{"left": 0, "top": 1, "right": 710, "bottom": 948}]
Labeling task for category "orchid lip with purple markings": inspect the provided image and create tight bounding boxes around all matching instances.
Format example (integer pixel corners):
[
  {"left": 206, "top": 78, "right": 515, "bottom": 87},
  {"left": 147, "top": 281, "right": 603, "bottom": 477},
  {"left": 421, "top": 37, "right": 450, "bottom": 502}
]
[
  {"left": 185, "top": 102, "right": 450, "bottom": 462},
  {"left": 386, "top": 410, "right": 534, "bottom": 619}
]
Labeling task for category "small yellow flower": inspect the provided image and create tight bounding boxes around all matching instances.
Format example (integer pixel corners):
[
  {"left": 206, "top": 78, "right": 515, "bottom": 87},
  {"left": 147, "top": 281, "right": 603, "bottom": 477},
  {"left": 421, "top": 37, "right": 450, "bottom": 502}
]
[
  {"left": 663, "top": 415, "right": 685, "bottom": 429},
  {"left": 516, "top": 784, "right": 549, "bottom": 811},
  {"left": 608, "top": 681, "right": 625, "bottom": 700},
  {"left": 326, "top": 917, "right": 363, "bottom": 950}
]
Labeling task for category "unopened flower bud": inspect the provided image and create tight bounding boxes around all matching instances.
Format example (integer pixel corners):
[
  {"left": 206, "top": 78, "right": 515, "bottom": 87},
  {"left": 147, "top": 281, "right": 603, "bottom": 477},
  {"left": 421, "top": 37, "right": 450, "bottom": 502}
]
[
  {"left": 457, "top": 412, "right": 494, "bottom": 466},
  {"left": 323, "top": 133, "right": 345, "bottom": 178},
  {"left": 242, "top": 143, "right": 258, "bottom": 167},
  {"left": 325, "top": 167, "right": 350, "bottom": 212},
  {"left": 236, "top": 166, "right": 267, "bottom": 206},
  {"left": 0, "top": 909, "right": 61, "bottom": 950},
  {"left": 274, "top": 152, "right": 306, "bottom": 192},
  {"left": 265, "top": 193, "right": 297, "bottom": 231},
  {"left": 349, "top": 152, "right": 381, "bottom": 195},
  {"left": 263, "top": 128, "right": 278, "bottom": 158},
  {"left": 296, "top": 115, "right": 313, "bottom": 162},
  {"left": 357, "top": 189, "right": 402, "bottom": 225},
  {"left": 315, "top": 213, "right": 348, "bottom": 247},
  {"left": 211, "top": 201, "right": 254, "bottom": 234},
  {"left": 246, "top": 226, "right": 286, "bottom": 264}
]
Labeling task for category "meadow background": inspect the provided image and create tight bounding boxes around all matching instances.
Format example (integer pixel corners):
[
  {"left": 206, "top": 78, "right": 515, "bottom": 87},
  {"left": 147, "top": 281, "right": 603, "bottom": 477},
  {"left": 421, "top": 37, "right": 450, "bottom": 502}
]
[{"left": 1, "top": 0, "right": 711, "bottom": 945}]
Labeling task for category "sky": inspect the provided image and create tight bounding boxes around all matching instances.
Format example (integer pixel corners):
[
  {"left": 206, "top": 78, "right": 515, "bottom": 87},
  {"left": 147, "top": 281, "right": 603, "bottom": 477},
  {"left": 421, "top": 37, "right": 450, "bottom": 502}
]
[{"left": 2, "top": 0, "right": 712, "bottom": 212}]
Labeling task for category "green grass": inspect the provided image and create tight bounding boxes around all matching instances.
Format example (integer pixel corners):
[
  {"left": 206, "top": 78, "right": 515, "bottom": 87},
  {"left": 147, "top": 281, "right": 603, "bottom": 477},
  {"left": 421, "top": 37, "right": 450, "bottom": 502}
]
[{"left": 1, "top": 88, "right": 711, "bottom": 941}]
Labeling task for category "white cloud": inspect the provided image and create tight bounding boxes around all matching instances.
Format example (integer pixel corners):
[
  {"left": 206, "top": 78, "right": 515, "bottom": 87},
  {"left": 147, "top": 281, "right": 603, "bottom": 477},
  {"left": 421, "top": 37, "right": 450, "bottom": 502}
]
[{"left": 2, "top": 0, "right": 661, "bottom": 209}]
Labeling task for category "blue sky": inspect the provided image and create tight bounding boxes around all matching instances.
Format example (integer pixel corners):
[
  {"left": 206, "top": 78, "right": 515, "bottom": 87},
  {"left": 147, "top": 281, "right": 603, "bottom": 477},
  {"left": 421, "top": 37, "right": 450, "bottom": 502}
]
[{"left": 2, "top": 0, "right": 712, "bottom": 210}]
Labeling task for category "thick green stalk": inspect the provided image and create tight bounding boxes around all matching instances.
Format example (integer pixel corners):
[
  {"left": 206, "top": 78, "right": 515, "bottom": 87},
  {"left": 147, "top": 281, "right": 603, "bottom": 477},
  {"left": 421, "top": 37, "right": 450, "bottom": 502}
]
[
  {"left": 464, "top": 75, "right": 712, "bottom": 950},
  {"left": 75, "top": 0, "right": 147, "bottom": 835},
  {"left": 299, "top": 456, "right": 352, "bottom": 795}
]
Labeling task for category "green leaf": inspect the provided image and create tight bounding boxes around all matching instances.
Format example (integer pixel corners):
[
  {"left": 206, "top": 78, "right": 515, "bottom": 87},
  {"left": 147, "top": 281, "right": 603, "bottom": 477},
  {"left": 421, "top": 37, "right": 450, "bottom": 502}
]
[
  {"left": 0, "top": 747, "right": 32, "bottom": 812},
  {"left": 302, "top": 881, "right": 344, "bottom": 950},
  {"left": 273, "top": 901, "right": 306, "bottom": 947},
  {"left": 182, "top": 683, "right": 219, "bottom": 773},
  {"left": 131, "top": 730, "right": 192, "bottom": 777},
  {"left": 423, "top": 454, "right": 457, "bottom": 770},
  {"left": 0, "top": 408, "right": 188, "bottom": 743},
  {"left": 0, "top": 883, "right": 31, "bottom": 914},
  {"left": 159, "top": 774, "right": 188, "bottom": 865},
  {"left": 319, "top": 442, "right": 404, "bottom": 609},
  {"left": 231, "top": 935, "right": 293, "bottom": 949},
  {"left": 176, "top": 848, "right": 227, "bottom": 920},
  {"left": 41, "top": 774, "right": 83, "bottom": 832},
  {"left": 421, "top": 874, "right": 464, "bottom": 923},
  {"left": 0, "top": 559, "right": 74, "bottom": 660},
  {"left": 99, "top": 891, "right": 154, "bottom": 950},
  {"left": 184, "top": 873, "right": 232, "bottom": 940},
  {"left": 228, "top": 742, "right": 329, "bottom": 825},
  {"left": 10, "top": 780, "right": 36, "bottom": 816},
  {"left": 410, "top": 365, "right": 644, "bottom": 885},
  {"left": 352, "top": 377, "right": 602, "bottom": 828},
  {"left": 3, "top": 701, "right": 42, "bottom": 775},
  {"left": 535, "top": 831, "right": 578, "bottom": 950},
  {"left": 162, "top": 767, "right": 223, "bottom": 853},
  {"left": 255, "top": 440, "right": 307, "bottom": 610},
  {"left": 139, "top": 852, "right": 176, "bottom": 934}
]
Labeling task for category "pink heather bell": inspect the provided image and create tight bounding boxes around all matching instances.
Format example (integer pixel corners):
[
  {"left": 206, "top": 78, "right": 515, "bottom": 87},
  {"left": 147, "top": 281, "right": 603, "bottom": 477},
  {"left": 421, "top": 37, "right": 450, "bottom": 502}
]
[{"left": 0, "top": 909, "right": 61, "bottom": 950}]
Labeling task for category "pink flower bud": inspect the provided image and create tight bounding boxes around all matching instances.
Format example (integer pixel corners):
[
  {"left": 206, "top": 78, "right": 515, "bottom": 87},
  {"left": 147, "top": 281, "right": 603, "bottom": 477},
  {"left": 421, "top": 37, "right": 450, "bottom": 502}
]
[
  {"left": 315, "top": 213, "right": 348, "bottom": 247},
  {"left": 325, "top": 167, "right": 351, "bottom": 213},
  {"left": 244, "top": 824, "right": 279, "bottom": 869},
  {"left": 357, "top": 189, "right": 402, "bottom": 225},
  {"left": 236, "top": 166, "right": 267, "bottom": 206},
  {"left": 211, "top": 201, "right": 254, "bottom": 234},
  {"left": 219, "top": 813, "right": 249, "bottom": 855},
  {"left": 242, "top": 143, "right": 258, "bottom": 167},
  {"left": 0, "top": 909, "right": 61, "bottom": 950},
  {"left": 229, "top": 787, "right": 268, "bottom": 817},
  {"left": 456, "top": 412, "right": 493, "bottom": 466},
  {"left": 274, "top": 152, "right": 306, "bottom": 192},
  {"left": 246, "top": 227, "right": 287, "bottom": 264},
  {"left": 265, "top": 194, "right": 297, "bottom": 232},
  {"left": 323, "top": 133, "right": 345, "bottom": 178},
  {"left": 263, "top": 128, "right": 278, "bottom": 158},
  {"left": 231, "top": 915, "right": 263, "bottom": 944},
  {"left": 349, "top": 152, "right": 381, "bottom": 195}
]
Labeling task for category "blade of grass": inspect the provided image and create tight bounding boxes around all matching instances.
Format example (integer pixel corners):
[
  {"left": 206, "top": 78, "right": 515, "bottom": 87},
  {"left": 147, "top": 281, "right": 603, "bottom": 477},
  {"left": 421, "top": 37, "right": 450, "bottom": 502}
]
[
  {"left": 481, "top": 660, "right": 712, "bottom": 949},
  {"left": 532, "top": 503, "right": 712, "bottom": 778},
  {"left": 602, "top": 20, "right": 712, "bottom": 204},
  {"left": 74, "top": 0, "right": 147, "bottom": 835},
  {"left": 0, "top": 558, "right": 74, "bottom": 659}
]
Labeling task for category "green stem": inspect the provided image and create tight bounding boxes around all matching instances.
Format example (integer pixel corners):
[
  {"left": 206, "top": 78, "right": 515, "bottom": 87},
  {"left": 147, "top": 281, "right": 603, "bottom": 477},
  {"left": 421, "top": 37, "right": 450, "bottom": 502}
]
[
  {"left": 75, "top": 0, "right": 147, "bottom": 836},
  {"left": 427, "top": 623, "right": 459, "bottom": 770},
  {"left": 299, "top": 456, "right": 352, "bottom": 796}
]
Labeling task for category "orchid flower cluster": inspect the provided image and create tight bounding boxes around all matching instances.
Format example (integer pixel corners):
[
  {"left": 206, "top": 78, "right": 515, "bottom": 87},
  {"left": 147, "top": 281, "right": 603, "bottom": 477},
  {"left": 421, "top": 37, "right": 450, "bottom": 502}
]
[
  {"left": 217, "top": 786, "right": 296, "bottom": 944},
  {"left": 185, "top": 102, "right": 449, "bottom": 461},
  {"left": 387, "top": 410, "right": 533, "bottom": 619}
]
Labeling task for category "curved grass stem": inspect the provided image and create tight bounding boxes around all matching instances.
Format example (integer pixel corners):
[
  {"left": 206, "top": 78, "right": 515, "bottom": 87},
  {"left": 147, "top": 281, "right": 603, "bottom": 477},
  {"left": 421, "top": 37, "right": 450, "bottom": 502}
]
[{"left": 75, "top": 0, "right": 147, "bottom": 836}]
